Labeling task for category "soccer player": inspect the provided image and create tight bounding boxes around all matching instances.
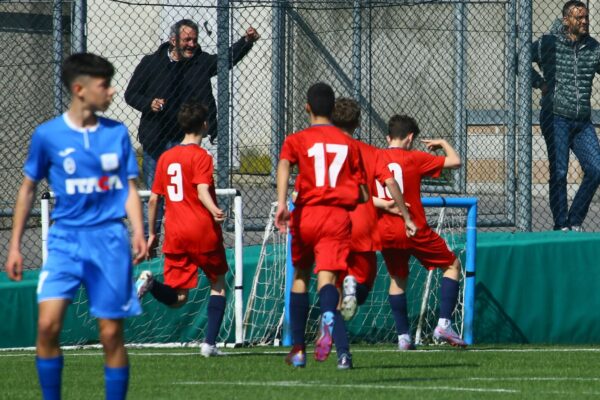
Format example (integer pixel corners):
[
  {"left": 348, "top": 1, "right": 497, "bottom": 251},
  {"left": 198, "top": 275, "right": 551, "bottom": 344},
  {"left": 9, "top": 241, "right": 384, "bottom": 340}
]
[
  {"left": 329, "top": 98, "right": 417, "bottom": 367},
  {"left": 275, "top": 83, "right": 367, "bottom": 369},
  {"left": 376, "top": 114, "right": 465, "bottom": 349},
  {"left": 135, "top": 101, "right": 228, "bottom": 358},
  {"left": 5, "top": 53, "right": 146, "bottom": 400}
]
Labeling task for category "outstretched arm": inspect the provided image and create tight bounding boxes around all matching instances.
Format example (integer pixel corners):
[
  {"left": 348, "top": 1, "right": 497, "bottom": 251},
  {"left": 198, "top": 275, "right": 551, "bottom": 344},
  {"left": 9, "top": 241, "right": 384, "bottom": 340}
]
[
  {"left": 275, "top": 159, "right": 291, "bottom": 233},
  {"left": 422, "top": 139, "right": 461, "bottom": 169},
  {"left": 125, "top": 180, "right": 147, "bottom": 264},
  {"left": 6, "top": 178, "right": 37, "bottom": 281}
]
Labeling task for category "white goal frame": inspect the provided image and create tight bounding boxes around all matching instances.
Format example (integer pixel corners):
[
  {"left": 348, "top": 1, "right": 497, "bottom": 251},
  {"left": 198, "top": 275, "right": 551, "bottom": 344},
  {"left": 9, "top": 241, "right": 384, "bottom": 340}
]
[{"left": 40, "top": 188, "right": 245, "bottom": 346}]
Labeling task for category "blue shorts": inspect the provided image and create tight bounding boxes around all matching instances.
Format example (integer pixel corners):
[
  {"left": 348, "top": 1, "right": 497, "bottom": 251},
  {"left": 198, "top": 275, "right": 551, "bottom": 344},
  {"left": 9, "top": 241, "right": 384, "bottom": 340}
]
[{"left": 37, "top": 221, "right": 142, "bottom": 319}]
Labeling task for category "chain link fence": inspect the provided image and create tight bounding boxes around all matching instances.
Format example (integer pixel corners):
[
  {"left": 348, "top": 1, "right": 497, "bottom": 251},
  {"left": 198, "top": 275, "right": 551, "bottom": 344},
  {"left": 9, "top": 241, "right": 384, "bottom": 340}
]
[{"left": 2, "top": 0, "right": 600, "bottom": 270}]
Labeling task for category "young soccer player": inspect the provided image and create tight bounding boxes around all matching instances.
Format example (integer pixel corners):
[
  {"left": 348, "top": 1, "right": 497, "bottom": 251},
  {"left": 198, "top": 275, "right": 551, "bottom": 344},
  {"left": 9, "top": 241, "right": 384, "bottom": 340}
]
[
  {"left": 135, "top": 101, "right": 228, "bottom": 358},
  {"left": 329, "top": 98, "right": 416, "bottom": 367},
  {"left": 331, "top": 98, "right": 416, "bottom": 316},
  {"left": 275, "top": 83, "right": 368, "bottom": 369},
  {"left": 5, "top": 53, "right": 146, "bottom": 400},
  {"left": 376, "top": 114, "right": 465, "bottom": 349}
]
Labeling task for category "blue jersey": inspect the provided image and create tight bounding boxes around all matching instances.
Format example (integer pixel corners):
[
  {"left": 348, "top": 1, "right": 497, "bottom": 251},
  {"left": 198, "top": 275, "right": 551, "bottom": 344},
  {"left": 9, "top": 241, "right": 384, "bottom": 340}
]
[{"left": 24, "top": 114, "right": 139, "bottom": 227}]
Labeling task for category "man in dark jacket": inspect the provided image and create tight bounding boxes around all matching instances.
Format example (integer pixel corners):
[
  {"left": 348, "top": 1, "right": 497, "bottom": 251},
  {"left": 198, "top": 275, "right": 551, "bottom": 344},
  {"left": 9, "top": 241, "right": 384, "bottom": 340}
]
[
  {"left": 532, "top": 0, "right": 600, "bottom": 231},
  {"left": 125, "top": 19, "right": 259, "bottom": 249}
]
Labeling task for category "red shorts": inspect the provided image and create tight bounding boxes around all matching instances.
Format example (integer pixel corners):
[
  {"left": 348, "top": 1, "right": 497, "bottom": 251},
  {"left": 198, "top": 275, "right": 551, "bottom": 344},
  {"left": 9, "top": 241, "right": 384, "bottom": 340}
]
[
  {"left": 163, "top": 246, "right": 229, "bottom": 289},
  {"left": 290, "top": 205, "right": 351, "bottom": 274},
  {"left": 338, "top": 251, "right": 377, "bottom": 289},
  {"left": 381, "top": 228, "right": 457, "bottom": 278}
]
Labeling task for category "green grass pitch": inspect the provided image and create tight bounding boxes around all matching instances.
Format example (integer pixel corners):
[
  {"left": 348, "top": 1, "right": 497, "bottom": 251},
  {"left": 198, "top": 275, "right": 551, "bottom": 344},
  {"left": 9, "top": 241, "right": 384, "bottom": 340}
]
[{"left": 2, "top": 345, "right": 599, "bottom": 399}]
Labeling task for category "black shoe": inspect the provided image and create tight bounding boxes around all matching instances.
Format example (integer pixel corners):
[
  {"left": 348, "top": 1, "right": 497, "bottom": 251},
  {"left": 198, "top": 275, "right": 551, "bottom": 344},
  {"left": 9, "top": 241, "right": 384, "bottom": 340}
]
[{"left": 337, "top": 353, "right": 353, "bottom": 370}]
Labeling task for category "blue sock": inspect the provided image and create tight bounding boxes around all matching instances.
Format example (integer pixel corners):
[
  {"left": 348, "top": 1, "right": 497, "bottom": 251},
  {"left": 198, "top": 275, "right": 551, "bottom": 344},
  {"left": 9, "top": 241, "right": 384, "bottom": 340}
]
[
  {"left": 205, "top": 295, "right": 226, "bottom": 345},
  {"left": 36, "top": 355, "right": 63, "bottom": 400},
  {"left": 149, "top": 281, "right": 178, "bottom": 306},
  {"left": 388, "top": 294, "right": 410, "bottom": 335},
  {"left": 104, "top": 365, "right": 129, "bottom": 400},
  {"left": 333, "top": 311, "right": 350, "bottom": 356},
  {"left": 290, "top": 292, "right": 309, "bottom": 347},
  {"left": 318, "top": 284, "right": 339, "bottom": 314},
  {"left": 440, "top": 277, "right": 460, "bottom": 320},
  {"left": 356, "top": 283, "right": 370, "bottom": 305}
]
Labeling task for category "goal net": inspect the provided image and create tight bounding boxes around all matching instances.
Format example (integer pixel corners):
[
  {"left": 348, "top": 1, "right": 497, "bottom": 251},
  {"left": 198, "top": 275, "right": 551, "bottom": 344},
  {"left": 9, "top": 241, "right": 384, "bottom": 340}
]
[
  {"left": 243, "top": 197, "right": 477, "bottom": 346},
  {"left": 40, "top": 189, "right": 244, "bottom": 347}
]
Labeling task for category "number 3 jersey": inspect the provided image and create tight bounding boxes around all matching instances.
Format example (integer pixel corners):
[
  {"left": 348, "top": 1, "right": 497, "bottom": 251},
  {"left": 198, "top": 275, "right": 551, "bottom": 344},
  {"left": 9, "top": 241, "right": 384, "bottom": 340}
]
[
  {"left": 280, "top": 124, "right": 365, "bottom": 210},
  {"left": 152, "top": 144, "right": 223, "bottom": 254},
  {"left": 23, "top": 114, "right": 139, "bottom": 227}
]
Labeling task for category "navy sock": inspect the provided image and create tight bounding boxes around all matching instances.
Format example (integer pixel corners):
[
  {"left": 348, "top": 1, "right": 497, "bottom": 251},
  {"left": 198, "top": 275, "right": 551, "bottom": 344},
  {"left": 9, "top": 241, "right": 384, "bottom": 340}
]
[
  {"left": 318, "top": 284, "right": 339, "bottom": 314},
  {"left": 388, "top": 294, "right": 410, "bottom": 335},
  {"left": 205, "top": 295, "right": 226, "bottom": 345},
  {"left": 333, "top": 311, "right": 350, "bottom": 356},
  {"left": 104, "top": 365, "right": 129, "bottom": 400},
  {"left": 290, "top": 292, "right": 309, "bottom": 347},
  {"left": 356, "top": 283, "right": 370, "bottom": 305},
  {"left": 440, "top": 277, "right": 460, "bottom": 320},
  {"left": 149, "top": 280, "right": 178, "bottom": 306},
  {"left": 36, "top": 355, "right": 63, "bottom": 400}
]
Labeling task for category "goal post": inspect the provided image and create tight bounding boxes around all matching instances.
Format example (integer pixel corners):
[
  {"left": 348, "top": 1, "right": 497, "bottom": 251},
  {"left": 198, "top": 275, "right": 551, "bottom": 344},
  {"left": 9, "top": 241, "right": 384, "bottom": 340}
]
[
  {"left": 244, "top": 196, "right": 478, "bottom": 347},
  {"left": 40, "top": 188, "right": 245, "bottom": 346}
]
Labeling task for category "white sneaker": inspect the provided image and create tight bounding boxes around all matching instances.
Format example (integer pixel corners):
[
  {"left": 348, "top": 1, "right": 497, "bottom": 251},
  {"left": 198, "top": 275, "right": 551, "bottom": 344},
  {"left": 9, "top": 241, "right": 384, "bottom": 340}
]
[
  {"left": 571, "top": 225, "right": 584, "bottom": 232},
  {"left": 135, "top": 270, "right": 153, "bottom": 299},
  {"left": 341, "top": 275, "right": 358, "bottom": 321},
  {"left": 200, "top": 343, "right": 223, "bottom": 358},
  {"left": 398, "top": 334, "right": 416, "bottom": 351}
]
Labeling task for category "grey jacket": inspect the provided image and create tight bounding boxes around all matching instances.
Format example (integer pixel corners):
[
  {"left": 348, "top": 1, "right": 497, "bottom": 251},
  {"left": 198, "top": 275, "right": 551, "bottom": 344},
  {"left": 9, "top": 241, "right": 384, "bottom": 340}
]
[{"left": 532, "top": 19, "right": 600, "bottom": 121}]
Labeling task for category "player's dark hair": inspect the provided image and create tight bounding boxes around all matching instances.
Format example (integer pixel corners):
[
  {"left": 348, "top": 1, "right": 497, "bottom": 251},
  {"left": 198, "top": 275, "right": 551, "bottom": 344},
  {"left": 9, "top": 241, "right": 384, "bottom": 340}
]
[
  {"left": 387, "top": 114, "right": 420, "bottom": 140},
  {"left": 306, "top": 82, "right": 335, "bottom": 118},
  {"left": 61, "top": 53, "right": 114, "bottom": 90},
  {"left": 332, "top": 97, "right": 361, "bottom": 133},
  {"left": 563, "top": 0, "right": 586, "bottom": 17},
  {"left": 178, "top": 101, "right": 208, "bottom": 135},
  {"left": 170, "top": 19, "right": 199, "bottom": 43}
]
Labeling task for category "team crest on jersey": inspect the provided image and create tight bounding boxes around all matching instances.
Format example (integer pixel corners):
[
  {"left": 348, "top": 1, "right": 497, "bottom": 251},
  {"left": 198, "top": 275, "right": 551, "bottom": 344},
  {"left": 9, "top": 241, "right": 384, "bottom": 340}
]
[
  {"left": 65, "top": 175, "right": 124, "bottom": 194},
  {"left": 100, "top": 153, "right": 119, "bottom": 171},
  {"left": 63, "top": 157, "right": 76, "bottom": 175}
]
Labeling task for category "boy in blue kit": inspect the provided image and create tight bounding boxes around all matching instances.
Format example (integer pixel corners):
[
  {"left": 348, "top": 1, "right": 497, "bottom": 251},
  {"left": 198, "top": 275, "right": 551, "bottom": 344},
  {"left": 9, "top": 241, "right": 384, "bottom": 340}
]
[{"left": 5, "top": 53, "right": 147, "bottom": 400}]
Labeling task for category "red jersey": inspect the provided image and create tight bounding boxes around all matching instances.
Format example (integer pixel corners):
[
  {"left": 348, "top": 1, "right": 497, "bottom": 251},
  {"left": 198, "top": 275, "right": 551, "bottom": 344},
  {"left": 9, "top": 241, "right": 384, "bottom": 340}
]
[
  {"left": 152, "top": 144, "right": 222, "bottom": 254},
  {"left": 349, "top": 141, "right": 393, "bottom": 252},
  {"left": 376, "top": 148, "right": 445, "bottom": 247},
  {"left": 280, "top": 125, "right": 365, "bottom": 210}
]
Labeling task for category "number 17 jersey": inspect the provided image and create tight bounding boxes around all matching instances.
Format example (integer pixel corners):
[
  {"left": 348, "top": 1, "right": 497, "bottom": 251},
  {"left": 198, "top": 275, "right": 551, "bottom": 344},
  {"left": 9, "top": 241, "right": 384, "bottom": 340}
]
[
  {"left": 152, "top": 144, "right": 222, "bottom": 254},
  {"left": 280, "top": 124, "right": 365, "bottom": 209}
]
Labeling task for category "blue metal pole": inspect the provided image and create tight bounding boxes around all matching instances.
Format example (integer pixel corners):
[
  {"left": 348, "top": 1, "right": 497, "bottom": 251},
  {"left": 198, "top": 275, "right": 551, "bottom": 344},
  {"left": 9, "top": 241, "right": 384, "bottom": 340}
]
[
  {"left": 271, "top": 1, "right": 286, "bottom": 183},
  {"left": 453, "top": 3, "right": 467, "bottom": 193},
  {"left": 352, "top": 0, "right": 362, "bottom": 136},
  {"left": 282, "top": 199, "right": 295, "bottom": 346}
]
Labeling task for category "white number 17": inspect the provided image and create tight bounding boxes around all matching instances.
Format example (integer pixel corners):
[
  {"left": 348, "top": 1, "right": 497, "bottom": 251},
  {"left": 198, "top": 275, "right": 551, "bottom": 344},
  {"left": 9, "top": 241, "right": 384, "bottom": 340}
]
[{"left": 307, "top": 143, "right": 348, "bottom": 188}]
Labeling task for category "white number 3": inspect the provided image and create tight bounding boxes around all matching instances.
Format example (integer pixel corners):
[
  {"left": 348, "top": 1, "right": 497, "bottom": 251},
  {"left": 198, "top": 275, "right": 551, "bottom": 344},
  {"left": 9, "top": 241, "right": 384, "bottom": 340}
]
[
  {"left": 307, "top": 143, "right": 348, "bottom": 188},
  {"left": 167, "top": 163, "right": 183, "bottom": 202}
]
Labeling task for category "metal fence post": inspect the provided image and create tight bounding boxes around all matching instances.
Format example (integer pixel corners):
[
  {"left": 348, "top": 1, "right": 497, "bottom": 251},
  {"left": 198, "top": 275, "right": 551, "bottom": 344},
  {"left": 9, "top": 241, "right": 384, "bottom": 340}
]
[
  {"left": 72, "top": 0, "right": 87, "bottom": 53},
  {"left": 505, "top": 0, "right": 518, "bottom": 225},
  {"left": 517, "top": 0, "right": 533, "bottom": 231},
  {"left": 53, "top": 0, "right": 64, "bottom": 115},
  {"left": 217, "top": 0, "right": 231, "bottom": 190},
  {"left": 352, "top": 0, "right": 362, "bottom": 138},
  {"left": 454, "top": 2, "right": 467, "bottom": 193},
  {"left": 271, "top": 0, "right": 286, "bottom": 182}
]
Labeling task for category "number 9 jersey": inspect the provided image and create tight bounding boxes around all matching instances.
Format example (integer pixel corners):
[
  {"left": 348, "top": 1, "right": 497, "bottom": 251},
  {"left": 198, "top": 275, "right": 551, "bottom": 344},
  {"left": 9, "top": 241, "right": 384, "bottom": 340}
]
[
  {"left": 280, "top": 125, "right": 366, "bottom": 210},
  {"left": 151, "top": 144, "right": 223, "bottom": 254}
]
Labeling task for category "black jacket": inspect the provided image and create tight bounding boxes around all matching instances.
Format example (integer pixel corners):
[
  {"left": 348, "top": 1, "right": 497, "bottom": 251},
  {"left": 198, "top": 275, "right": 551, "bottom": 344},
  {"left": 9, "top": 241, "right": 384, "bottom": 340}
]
[{"left": 125, "top": 38, "right": 253, "bottom": 158}]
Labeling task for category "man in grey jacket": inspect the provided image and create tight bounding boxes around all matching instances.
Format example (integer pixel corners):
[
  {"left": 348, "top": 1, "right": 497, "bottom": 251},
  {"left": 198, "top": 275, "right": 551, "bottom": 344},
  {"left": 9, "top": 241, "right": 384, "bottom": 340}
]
[{"left": 532, "top": 0, "right": 600, "bottom": 231}]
